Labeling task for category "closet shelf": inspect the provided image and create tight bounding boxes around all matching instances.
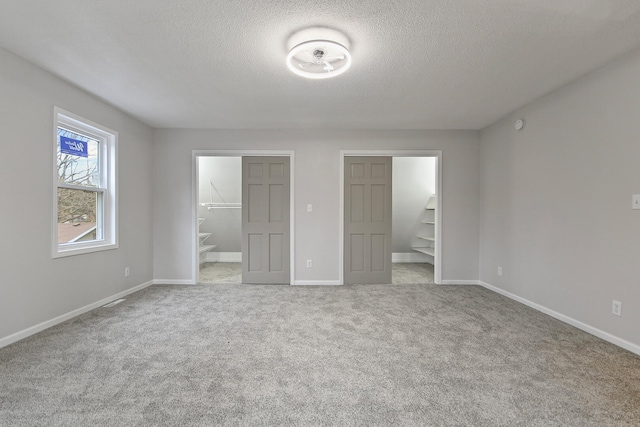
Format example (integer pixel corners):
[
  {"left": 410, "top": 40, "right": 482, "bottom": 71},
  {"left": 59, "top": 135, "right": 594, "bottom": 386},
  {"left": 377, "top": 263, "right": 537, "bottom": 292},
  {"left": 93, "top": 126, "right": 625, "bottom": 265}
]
[
  {"left": 412, "top": 194, "right": 436, "bottom": 263},
  {"left": 198, "top": 217, "right": 216, "bottom": 264},
  {"left": 425, "top": 195, "right": 437, "bottom": 210},
  {"left": 412, "top": 247, "right": 435, "bottom": 256},
  {"left": 202, "top": 180, "right": 241, "bottom": 209},
  {"left": 199, "top": 244, "right": 217, "bottom": 254}
]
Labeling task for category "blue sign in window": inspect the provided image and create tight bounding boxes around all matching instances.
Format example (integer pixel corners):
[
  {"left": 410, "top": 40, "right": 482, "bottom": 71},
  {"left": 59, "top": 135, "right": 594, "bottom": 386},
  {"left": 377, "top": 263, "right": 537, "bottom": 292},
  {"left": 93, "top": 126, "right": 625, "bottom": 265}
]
[{"left": 60, "top": 136, "right": 89, "bottom": 157}]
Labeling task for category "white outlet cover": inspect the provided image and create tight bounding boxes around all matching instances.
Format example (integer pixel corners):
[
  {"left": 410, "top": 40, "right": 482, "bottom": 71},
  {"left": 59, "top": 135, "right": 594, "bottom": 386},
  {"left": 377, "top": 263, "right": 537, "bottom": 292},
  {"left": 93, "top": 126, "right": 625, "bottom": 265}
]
[
  {"left": 632, "top": 194, "right": 640, "bottom": 210},
  {"left": 612, "top": 300, "right": 622, "bottom": 316}
]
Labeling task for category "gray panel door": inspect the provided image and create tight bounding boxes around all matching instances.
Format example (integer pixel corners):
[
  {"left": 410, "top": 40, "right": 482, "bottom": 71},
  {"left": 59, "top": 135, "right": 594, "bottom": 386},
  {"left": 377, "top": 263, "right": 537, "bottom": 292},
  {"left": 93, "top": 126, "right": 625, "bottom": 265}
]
[
  {"left": 344, "top": 156, "right": 392, "bottom": 284},
  {"left": 242, "top": 156, "right": 290, "bottom": 284}
]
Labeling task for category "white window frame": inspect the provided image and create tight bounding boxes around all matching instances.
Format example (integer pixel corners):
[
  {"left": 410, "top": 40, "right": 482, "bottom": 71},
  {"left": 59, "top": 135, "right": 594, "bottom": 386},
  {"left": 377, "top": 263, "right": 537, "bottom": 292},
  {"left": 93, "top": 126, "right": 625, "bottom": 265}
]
[{"left": 52, "top": 107, "right": 118, "bottom": 258}]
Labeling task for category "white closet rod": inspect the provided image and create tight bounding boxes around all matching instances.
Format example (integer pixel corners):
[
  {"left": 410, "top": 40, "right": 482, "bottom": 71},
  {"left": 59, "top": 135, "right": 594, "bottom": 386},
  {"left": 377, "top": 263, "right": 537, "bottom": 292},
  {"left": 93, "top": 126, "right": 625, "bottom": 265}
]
[
  {"left": 199, "top": 203, "right": 242, "bottom": 210},
  {"left": 202, "top": 180, "right": 241, "bottom": 209}
]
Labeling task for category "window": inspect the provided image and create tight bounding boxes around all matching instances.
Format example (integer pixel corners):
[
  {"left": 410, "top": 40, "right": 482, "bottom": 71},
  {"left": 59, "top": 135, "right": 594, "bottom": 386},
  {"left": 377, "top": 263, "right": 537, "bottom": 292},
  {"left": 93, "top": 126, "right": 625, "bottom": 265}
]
[{"left": 53, "top": 108, "right": 117, "bottom": 257}]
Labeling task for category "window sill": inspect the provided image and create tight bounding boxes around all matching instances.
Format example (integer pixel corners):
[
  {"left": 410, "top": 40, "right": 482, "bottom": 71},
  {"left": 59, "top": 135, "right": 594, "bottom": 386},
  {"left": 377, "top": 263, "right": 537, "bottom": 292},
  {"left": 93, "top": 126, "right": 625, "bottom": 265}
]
[{"left": 52, "top": 241, "right": 118, "bottom": 258}]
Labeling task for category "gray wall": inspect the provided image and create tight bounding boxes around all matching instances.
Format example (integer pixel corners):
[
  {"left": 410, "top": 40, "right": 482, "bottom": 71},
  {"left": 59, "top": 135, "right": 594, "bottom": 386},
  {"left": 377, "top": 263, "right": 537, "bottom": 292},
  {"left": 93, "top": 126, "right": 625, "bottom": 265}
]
[
  {"left": 392, "top": 157, "right": 436, "bottom": 253},
  {"left": 479, "top": 48, "right": 640, "bottom": 347},
  {"left": 198, "top": 157, "right": 241, "bottom": 252},
  {"left": 153, "top": 130, "right": 480, "bottom": 283},
  {"left": 0, "top": 47, "right": 154, "bottom": 342}
]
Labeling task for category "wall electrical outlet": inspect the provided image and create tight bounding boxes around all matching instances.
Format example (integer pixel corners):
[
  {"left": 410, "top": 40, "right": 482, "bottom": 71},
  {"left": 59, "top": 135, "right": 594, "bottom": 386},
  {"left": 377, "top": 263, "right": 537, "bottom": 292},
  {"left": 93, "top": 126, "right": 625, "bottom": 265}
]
[
  {"left": 612, "top": 300, "right": 622, "bottom": 316},
  {"left": 306, "top": 260, "right": 312, "bottom": 268},
  {"left": 124, "top": 267, "right": 130, "bottom": 277},
  {"left": 497, "top": 266, "right": 503, "bottom": 276},
  {"left": 633, "top": 194, "right": 640, "bottom": 210}
]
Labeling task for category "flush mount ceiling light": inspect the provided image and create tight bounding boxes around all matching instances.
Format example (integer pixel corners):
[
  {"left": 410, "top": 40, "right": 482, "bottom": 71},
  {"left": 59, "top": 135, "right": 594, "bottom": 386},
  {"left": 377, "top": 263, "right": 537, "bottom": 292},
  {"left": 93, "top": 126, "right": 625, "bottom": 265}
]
[{"left": 286, "top": 39, "right": 352, "bottom": 79}]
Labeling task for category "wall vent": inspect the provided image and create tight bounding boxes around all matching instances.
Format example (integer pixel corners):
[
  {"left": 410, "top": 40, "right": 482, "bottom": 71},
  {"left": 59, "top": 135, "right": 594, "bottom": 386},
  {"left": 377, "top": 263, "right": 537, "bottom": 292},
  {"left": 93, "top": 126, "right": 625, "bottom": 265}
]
[{"left": 102, "top": 298, "right": 126, "bottom": 308}]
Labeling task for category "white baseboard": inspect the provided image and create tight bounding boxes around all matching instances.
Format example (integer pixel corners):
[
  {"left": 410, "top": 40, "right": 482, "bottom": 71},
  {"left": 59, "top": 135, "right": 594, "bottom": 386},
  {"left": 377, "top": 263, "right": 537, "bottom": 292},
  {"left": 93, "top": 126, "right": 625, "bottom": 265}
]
[
  {"left": 205, "top": 252, "right": 241, "bottom": 263},
  {"left": 392, "top": 252, "right": 429, "bottom": 263},
  {"left": 293, "top": 280, "right": 342, "bottom": 286},
  {"left": 0, "top": 280, "right": 154, "bottom": 350},
  {"left": 153, "top": 279, "right": 196, "bottom": 285},
  {"left": 204, "top": 252, "right": 219, "bottom": 263},
  {"left": 440, "top": 279, "right": 481, "bottom": 285},
  {"left": 479, "top": 281, "right": 640, "bottom": 357}
]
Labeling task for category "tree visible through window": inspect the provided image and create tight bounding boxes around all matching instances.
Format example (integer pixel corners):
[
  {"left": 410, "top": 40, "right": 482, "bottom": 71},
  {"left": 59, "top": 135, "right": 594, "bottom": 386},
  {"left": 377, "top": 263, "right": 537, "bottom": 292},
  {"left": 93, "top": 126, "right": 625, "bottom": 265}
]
[
  {"left": 53, "top": 108, "right": 117, "bottom": 257},
  {"left": 57, "top": 128, "right": 100, "bottom": 242}
]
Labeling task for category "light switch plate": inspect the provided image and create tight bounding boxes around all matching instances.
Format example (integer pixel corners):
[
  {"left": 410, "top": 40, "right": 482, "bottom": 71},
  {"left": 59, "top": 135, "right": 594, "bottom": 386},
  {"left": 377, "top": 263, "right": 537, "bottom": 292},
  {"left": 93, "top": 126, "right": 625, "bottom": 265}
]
[{"left": 633, "top": 194, "right": 640, "bottom": 210}]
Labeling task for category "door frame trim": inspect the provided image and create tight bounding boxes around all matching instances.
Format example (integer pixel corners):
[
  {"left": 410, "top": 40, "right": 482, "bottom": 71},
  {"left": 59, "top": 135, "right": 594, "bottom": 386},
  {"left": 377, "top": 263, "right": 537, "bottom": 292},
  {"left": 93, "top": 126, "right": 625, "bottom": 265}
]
[
  {"left": 192, "top": 150, "right": 295, "bottom": 285},
  {"left": 339, "top": 150, "right": 443, "bottom": 285}
]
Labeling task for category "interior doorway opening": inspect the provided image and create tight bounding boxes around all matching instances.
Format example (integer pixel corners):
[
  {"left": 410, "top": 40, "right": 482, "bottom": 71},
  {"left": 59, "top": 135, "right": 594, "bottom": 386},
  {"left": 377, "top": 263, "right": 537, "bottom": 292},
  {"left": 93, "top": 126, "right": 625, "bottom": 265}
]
[
  {"left": 193, "top": 151, "right": 295, "bottom": 285},
  {"left": 391, "top": 157, "right": 437, "bottom": 284},
  {"left": 340, "top": 150, "right": 442, "bottom": 285},
  {"left": 197, "top": 156, "right": 242, "bottom": 284}
]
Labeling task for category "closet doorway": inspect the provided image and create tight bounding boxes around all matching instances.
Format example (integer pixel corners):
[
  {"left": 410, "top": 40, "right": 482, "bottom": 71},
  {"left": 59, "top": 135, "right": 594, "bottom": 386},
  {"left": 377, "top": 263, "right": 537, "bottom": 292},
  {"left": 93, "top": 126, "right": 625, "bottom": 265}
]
[
  {"left": 193, "top": 151, "right": 295, "bottom": 285},
  {"left": 197, "top": 156, "right": 242, "bottom": 284},
  {"left": 391, "top": 156, "right": 437, "bottom": 283},
  {"left": 340, "top": 151, "right": 441, "bottom": 285}
]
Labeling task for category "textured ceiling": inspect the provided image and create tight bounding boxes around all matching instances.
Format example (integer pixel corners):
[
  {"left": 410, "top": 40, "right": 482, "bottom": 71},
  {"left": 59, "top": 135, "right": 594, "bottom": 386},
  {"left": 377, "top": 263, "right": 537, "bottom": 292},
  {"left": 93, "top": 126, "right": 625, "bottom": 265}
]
[{"left": 1, "top": 0, "right": 640, "bottom": 130}]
